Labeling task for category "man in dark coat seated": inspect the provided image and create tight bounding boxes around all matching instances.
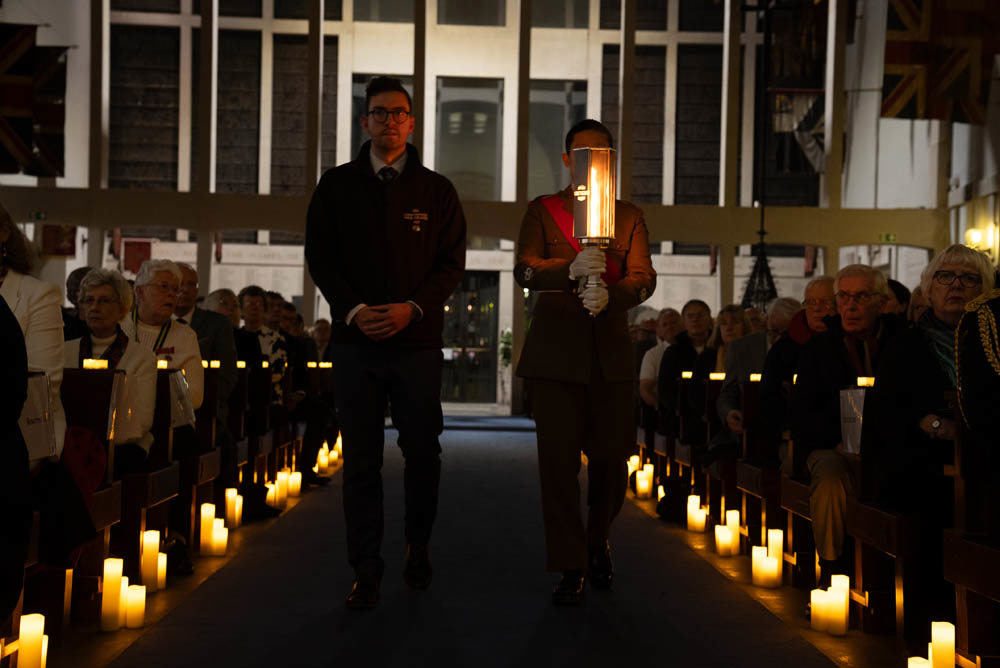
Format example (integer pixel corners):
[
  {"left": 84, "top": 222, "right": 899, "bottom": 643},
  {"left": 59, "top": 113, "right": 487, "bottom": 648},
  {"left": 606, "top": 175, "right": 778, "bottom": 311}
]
[
  {"left": 790, "top": 264, "right": 905, "bottom": 582},
  {"left": 657, "top": 299, "right": 715, "bottom": 447}
]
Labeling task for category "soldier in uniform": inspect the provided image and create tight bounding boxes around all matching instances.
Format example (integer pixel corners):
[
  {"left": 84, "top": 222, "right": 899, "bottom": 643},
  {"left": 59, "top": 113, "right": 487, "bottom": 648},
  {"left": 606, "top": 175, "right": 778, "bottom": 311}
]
[{"left": 515, "top": 119, "right": 656, "bottom": 605}]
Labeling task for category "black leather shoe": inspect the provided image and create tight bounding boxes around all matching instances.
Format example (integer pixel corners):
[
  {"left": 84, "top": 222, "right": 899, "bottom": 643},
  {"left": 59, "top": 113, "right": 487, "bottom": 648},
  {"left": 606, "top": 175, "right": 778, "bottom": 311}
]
[
  {"left": 403, "top": 544, "right": 432, "bottom": 590},
  {"left": 588, "top": 542, "right": 614, "bottom": 589},
  {"left": 552, "top": 571, "right": 585, "bottom": 606},
  {"left": 302, "top": 470, "right": 331, "bottom": 487},
  {"left": 345, "top": 576, "right": 381, "bottom": 610}
]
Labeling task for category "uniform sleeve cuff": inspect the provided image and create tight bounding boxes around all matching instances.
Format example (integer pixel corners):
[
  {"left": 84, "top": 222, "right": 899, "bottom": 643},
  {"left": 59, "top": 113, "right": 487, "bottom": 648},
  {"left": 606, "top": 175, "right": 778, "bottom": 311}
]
[
  {"left": 406, "top": 300, "right": 424, "bottom": 322},
  {"left": 345, "top": 303, "right": 367, "bottom": 325}
]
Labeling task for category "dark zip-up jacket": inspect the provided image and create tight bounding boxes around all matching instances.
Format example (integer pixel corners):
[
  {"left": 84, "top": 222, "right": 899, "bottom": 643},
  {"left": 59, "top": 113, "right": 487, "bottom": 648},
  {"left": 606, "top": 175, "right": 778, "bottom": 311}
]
[{"left": 306, "top": 142, "right": 467, "bottom": 348}]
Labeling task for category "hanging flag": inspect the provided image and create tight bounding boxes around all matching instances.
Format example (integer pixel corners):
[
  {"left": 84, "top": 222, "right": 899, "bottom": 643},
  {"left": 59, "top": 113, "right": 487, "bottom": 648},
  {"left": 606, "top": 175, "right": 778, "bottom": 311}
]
[{"left": 881, "top": 0, "right": 1000, "bottom": 124}]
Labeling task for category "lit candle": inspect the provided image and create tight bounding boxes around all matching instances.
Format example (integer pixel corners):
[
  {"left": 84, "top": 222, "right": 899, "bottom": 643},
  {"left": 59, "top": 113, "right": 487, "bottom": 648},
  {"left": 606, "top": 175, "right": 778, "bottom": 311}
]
[
  {"left": 41, "top": 635, "right": 48, "bottom": 668},
  {"left": 211, "top": 520, "right": 228, "bottom": 557},
  {"left": 657, "top": 485, "right": 665, "bottom": 502},
  {"left": 681, "top": 371, "right": 694, "bottom": 379},
  {"left": 237, "top": 360, "right": 246, "bottom": 369},
  {"left": 225, "top": 488, "right": 238, "bottom": 527},
  {"left": 157, "top": 553, "right": 167, "bottom": 590},
  {"left": 82, "top": 358, "right": 108, "bottom": 370},
  {"left": 726, "top": 510, "right": 740, "bottom": 554},
  {"left": 141, "top": 529, "right": 160, "bottom": 592},
  {"left": 767, "top": 528, "right": 783, "bottom": 562},
  {"left": 330, "top": 449, "right": 340, "bottom": 463},
  {"left": 690, "top": 507, "right": 708, "bottom": 533},
  {"left": 276, "top": 470, "right": 289, "bottom": 507},
  {"left": 210, "top": 360, "right": 220, "bottom": 369},
  {"left": 709, "top": 372, "right": 726, "bottom": 381},
  {"left": 18, "top": 613, "right": 44, "bottom": 668},
  {"left": 857, "top": 376, "right": 875, "bottom": 388},
  {"left": 749, "top": 373, "right": 762, "bottom": 382},
  {"left": 751, "top": 546, "right": 767, "bottom": 586},
  {"left": 907, "top": 659, "right": 930, "bottom": 667},
  {"left": 319, "top": 361, "right": 333, "bottom": 369},
  {"left": 235, "top": 495, "right": 243, "bottom": 527},
  {"left": 200, "top": 503, "right": 216, "bottom": 554},
  {"left": 334, "top": 435, "right": 343, "bottom": 456},
  {"left": 125, "top": 585, "right": 145, "bottom": 628},
  {"left": 642, "top": 463, "right": 654, "bottom": 475},
  {"left": 307, "top": 361, "right": 318, "bottom": 369},
  {"left": 715, "top": 525, "right": 733, "bottom": 557},
  {"left": 627, "top": 455, "right": 640, "bottom": 476},
  {"left": 687, "top": 495, "right": 700, "bottom": 531},
  {"left": 826, "top": 586, "right": 849, "bottom": 636},
  {"left": 287, "top": 471, "right": 301, "bottom": 498},
  {"left": 265, "top": 482, "right": 276, "bottom": 506},
  {"left": 118, "top": 577, "right": 128, "bottom": 628},
  {"left": 635, "top": 470, "right": 653, "bottom": 499},
  {"left": 157, "top": 360, "right": 168, "bottom": 369},
  {"left": 810, "top": 589, "right": 828, "bottom": 631},
  {"left": 931, "top": 622, "right": 955, "bottom": 668},
  {"left": 761, "top": 556, "right": 781, "bottom": 588},
  {"left": 101, "top": 557, "right": 123, "bottom": 631},
  {"left": 830, "top": 574, "right": 850, "bottom": 591},
  {"left": 318, "top": 450, "right": 329, "bottom": 475}
]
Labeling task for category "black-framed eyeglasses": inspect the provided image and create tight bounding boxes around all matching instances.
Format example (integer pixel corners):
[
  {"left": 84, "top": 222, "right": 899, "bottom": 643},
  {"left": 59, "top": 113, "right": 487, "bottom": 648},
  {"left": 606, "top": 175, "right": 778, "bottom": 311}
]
[
  {"left": 367, "top": 107, "right": 410, "bottom": 123},
  {"left": 933, "top": 270, "right": 982, "bottom": 288},
  {"left": 80, "top": 296, "right": 118, "bottom": 307}
]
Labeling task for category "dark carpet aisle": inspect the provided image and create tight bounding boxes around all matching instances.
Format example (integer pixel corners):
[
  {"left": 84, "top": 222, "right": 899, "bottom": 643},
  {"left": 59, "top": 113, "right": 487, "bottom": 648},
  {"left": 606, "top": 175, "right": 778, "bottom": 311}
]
[{"left": 109, "top": 430, "right": 835, "bottom": 668}]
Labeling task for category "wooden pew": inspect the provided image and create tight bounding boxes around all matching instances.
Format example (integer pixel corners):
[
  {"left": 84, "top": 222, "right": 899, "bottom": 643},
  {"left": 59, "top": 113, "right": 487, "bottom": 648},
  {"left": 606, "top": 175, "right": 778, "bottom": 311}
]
[
  {"left": 780, "top": 436, "right": 817, "bottom": 589},
  {"left": 674, "top": 374, "right": 702, "bottom": 497},
  {"left": 228, "top": 364, "right": 250, "bottom": 484},
  {"left": 736, "top": 379, "right": 782, "bottom": 548},
  {"left": 701, "top": 375, "right": 735, "bottom": 529},
  {"left": 183, "top": 367, "right": 221, "bottom": 554},
  {"left": 246, "top": 362, "right": 273, "bottom": 485}
]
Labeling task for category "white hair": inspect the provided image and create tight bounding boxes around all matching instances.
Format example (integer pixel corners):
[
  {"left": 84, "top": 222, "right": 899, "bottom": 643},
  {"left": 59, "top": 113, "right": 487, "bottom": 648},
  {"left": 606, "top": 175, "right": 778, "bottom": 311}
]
[
  {"left": 176, "top": 261, "right": 197, "bottom": 276},
  {"left": 835, "top": 264, "right": 889, "bottom": 297},
  {"left": 920, "top": 244, "right": 995, "bottom": 297},
  {"left": 135, "top": 259, "right": 182, "bottom": 287},
  {"left": 766, "top": 297, "right": 802, "bottom": 327},
  {"left": 78, "top": 268, "right": 134, "bottom": 313},
  {"left": 205, "top": 288, "right": 236, "bottom": 311},
  {"left": 803, "top": 276, "right": 834, "bottom": 298}
]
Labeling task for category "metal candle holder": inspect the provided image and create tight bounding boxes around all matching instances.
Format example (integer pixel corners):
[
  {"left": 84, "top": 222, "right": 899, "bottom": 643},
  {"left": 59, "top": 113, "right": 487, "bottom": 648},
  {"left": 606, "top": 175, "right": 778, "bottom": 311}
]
[{"left": 572, "top": 146, "right": 616, "bottom": 290}]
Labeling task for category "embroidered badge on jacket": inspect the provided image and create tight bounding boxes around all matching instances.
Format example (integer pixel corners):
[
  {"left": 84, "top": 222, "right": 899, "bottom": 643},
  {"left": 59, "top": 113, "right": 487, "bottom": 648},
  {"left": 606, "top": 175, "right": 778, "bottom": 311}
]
[{"left": 403, "top": 209, "right": 428, "bottom": 232}]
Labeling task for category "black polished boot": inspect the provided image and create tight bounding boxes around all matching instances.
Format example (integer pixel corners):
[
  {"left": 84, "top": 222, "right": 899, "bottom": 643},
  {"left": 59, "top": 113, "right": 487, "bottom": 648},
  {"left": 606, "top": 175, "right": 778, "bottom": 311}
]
[
  {"left": 552, "top": 571, "right": 585, "bottom": 606},
  {"left": 345, "top": 575, "right": 381, "bottom": 610},
  {"left": 588, "top": 541, "right": 614, "bottom": 589}
]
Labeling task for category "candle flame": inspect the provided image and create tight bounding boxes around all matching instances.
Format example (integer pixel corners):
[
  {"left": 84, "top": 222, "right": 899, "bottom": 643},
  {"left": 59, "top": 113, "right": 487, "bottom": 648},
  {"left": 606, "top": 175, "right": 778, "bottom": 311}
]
[
  {"left": 709, "top": 372, "right": 726, "bottom": 381},
  {"left": 749, "top": 373, "right": 762, "bottom": 382},
  {"left": 83, "top": 358, "right": 108, "bottom": 369}
]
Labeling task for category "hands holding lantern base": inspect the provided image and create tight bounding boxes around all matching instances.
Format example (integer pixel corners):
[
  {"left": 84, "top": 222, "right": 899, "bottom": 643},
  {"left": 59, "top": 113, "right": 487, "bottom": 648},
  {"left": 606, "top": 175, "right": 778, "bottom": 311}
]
[{"left": 569, "top": 246, "right": 610, "bottom": 317}]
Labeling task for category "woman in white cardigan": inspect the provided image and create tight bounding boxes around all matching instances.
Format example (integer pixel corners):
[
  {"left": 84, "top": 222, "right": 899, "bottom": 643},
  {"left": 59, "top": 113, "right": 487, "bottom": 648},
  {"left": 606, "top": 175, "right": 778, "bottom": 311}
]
[
  {"left": 0, "top": 207, "right": 65, "bottom": 463},
  {"left": 64, "top": 269, "right": 157, "bottom": 476}
]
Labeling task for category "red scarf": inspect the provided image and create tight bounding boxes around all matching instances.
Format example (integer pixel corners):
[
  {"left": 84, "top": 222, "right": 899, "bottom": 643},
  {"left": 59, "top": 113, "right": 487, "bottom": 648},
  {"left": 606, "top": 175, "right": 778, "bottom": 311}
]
[{"left": 541, "top": 195, "right": 622, "bottom": 285}]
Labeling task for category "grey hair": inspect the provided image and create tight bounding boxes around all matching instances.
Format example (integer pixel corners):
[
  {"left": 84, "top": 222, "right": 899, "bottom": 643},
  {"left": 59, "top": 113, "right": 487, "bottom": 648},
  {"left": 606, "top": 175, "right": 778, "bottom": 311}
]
[
  {"left": 659, "top": 307, "right": 680, "bottom": 318},
  {"left": 78, "top": 268, "right": 134, "bottom": 313},
  {"left": 766, "top": 297, "right": 802, "bottom": 327},
  {"left": 835, "top": 264, "right": 889, "bottom": 297},
  {"left": 176, "top": 261, "right": 198, "bottom": 276},
  {"left": 919, "top": 244, "right": 995, "bottom": 297},
  {"left": 135, "top": 259, "right": 182, "bottom": 287},
  {"left": 803, "top": 276, "right": 834, "bottom": 297},
  {"left": 205, "top": 288, "right": 236, "bottom": 311}
]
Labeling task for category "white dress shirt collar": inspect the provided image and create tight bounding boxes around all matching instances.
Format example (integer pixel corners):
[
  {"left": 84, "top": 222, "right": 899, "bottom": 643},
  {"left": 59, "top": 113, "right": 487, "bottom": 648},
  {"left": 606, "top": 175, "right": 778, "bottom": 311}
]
[{"left": 370, "top": 148, "right": 407, "bottom": 176}]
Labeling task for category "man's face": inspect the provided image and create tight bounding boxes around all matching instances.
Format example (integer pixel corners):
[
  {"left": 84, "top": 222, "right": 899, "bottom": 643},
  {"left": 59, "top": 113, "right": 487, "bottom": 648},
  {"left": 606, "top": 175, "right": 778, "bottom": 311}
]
[
  {"left": 280, "top": 307, "right": 297, "bottom": 333},
  {"left": 242, "top": 295, "right": 264, "bottom": 328},
  {"left": 361, "top": 91, "right": 414, "bottom": 156},
  {"left": 176, "top": 266, "right": 199, "bottom": 314},
  {"left": 683, "top": 305, "right": 712, "bottom": 339},
  {"left": 882, "top": 290, "right": 905, "bottom": 315},
  {"left": 561, "top": 129, "right": 611, "bottom": 184},
  {"left": 212, "top": 293, "right": 240, "bottom": 327},
  {"left": 313, "top": 321, "right": 331, "bottom": 346},
  {"left": 803, "top": 282, "right": 836, "bottom": 333},
  {"left": 657, "top": 311, "right": 681, "bottom": 343},
  {"left": 765, "top": 309, "right": 794, "bottom": 347},
  {"left": 266, "top": 296, "right": 283, "bottom": 328},
  {"left": 836, "top": 275, "right": 884, "bottom": 334},
  {"left": 136, "top": 270, "right": 180, "bottom": 326}
]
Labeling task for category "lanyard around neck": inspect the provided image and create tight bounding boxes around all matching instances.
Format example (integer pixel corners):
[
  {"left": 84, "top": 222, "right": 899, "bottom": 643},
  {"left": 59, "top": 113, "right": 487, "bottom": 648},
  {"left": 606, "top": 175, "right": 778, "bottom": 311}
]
[{"left": 133, "top": 308, "right": 172, "bottom": 352}]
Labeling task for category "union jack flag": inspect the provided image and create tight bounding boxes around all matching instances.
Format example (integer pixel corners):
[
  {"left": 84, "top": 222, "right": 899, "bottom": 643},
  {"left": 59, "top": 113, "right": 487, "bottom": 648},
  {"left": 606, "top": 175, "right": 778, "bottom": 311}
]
[
  {"left": 0, "top": 23, "right": 67, "bottom": 176},
  {"left": 881, "top": 0, "right": 1000, "bottom": 124}
]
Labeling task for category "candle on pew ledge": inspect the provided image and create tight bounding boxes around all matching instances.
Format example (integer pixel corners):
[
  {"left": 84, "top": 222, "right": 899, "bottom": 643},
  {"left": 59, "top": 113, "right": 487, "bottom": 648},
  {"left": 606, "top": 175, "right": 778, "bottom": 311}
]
[
  {"left": 141, "top": 530, "right": 159, "bottom": 592},
  {"left": 681, "top": 371, "right": 693, "bottom": 379},
  {"left": 749, "top": 373, "right": 762, "bottom": 382},
  {"left": 101, "top": 558, "right": 123, "bottom": 631},
  {"left": 225, "top": 488, "right": 238, "bottom": 527},
  {"left": 751, "top": 546, "right": 767, "bottom": 586},
  {"left": 200, "top": 503, "right": 216, "bottom": 554},
  {"left": 276, "top": 470, "right": 289, "bottom": 507},
  {"left": 18, "top": 613, "right": 44, "bottom": 668},
  {"left": 157, "top": 360, "right": 168, "bottom": 369},
  {"left": 235, "top": 494, "right": 243, "bottom": 527},
  {"left": 118, "top": 577, "right": 129, "bottom": 628},
  {"left": 289, "top": 471, "right": 302, "bottom": 497},
  {"left": 857, "top": 376, "right": 875, "bottom": 388},
  {"left": 307, "top": 361, "right": 318, "bottom": 369},
  {"left": 82, "top": 358, "right": 108, "bottom": 369},
  {"left": 810, "top": 589, "right": 828, "bottom": 631},
  {"left": 709, "top": 372, "right": 726, "bottom": 381},
  {"left": 319, "top": 362, "right": 333, "bottom": 369},
  {"left": 125, "top": 585, "right": 145, "bottom": 628},
  {"left": 237, "top": 360, "right": 246, "bottom": 369},
  {"left": 931, "top": 622, "right": 954, "bottom": 668},
  {"left": 157, "top": 553, "right": 167, "bottom": 590}
]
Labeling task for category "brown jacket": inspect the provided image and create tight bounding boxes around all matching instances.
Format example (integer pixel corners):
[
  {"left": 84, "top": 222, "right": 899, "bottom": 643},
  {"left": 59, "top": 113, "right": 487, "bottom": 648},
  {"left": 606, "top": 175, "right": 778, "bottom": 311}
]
[{"left": 514, "top": 188, "right": 655, "bottom": 384}]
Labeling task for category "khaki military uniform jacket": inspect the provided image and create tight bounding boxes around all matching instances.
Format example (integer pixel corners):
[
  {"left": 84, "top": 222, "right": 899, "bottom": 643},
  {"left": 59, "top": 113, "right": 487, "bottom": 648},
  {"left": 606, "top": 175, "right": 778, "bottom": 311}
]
[{"left": 514, "top": 188, "right": 655, "bottom": 384}]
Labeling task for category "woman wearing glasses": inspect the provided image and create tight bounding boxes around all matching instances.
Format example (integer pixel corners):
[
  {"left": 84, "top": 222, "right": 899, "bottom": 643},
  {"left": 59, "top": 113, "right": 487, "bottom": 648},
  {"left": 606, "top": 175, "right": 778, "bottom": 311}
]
[
  {"left": 864, "top": 244, "right": 993, "bottom": 645},
  {"left": 64, "top": 269, "right": 158, "bottom": 476}
]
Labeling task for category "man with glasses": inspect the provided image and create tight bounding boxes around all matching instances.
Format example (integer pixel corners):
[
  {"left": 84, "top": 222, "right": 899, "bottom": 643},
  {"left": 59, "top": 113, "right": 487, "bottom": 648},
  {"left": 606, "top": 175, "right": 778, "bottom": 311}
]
[
  {"left": 789, "top": 264, "right": 904, "bottom": 584},
  {"left": 306, "top": 76, "right": 467, "bottom": 609}
]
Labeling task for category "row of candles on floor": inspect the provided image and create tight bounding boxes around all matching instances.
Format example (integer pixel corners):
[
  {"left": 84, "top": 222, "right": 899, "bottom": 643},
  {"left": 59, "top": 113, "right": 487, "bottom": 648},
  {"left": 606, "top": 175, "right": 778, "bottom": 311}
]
[
  {"left": 907, "top": 622, "right": 955, "bottom": 666},
  {"left": 314, "top": 437, "right": 343, "bottom": 476}
]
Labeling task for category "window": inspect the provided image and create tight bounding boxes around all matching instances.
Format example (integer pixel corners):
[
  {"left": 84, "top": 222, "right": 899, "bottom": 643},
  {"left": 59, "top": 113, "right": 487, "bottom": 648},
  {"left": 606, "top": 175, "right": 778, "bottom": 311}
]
[
  {"left": 532, "top": 0, "right": 588, "bottom": 28},
  {"left": 599, "top": 0, "right": 667, "bottom": 30},
  {"left": 528, "top": 80, "right": 586, "bottom": 199},
  {"left": 438, "top": 0, "right": 505, "bottom": 26},
  {"left": 351, "top": 74, "right": 414, "bottom": 160},
  {"left": 436, "top": 77, "right": 504, "bottom": 201},
  {"left": 678, "top": 0, "right": 724, "bottom": 31},
  {"left": 216, "top": 30, "right": 261, "bottom": 194},
  {"left": 192, "top": 0, "right": 263, "bottom": 16},
  {"left": 111, "top": 0, "right": 179, "bottom": 13},
  {"left": 354, "top": 0, "right": 412, "bottom": 22},
  {"left": 274, "top": 0, "right": 343, "bottom": 20},
  {"left": 109, "top": 26, "right": 180, "bottom": 191},
  {"left": 674, "top": 45, "right": 722, "bottom": 205}
]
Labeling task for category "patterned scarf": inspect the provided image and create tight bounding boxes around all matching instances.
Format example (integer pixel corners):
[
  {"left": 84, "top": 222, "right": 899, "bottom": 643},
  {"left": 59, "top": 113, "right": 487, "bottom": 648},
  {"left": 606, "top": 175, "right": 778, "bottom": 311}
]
[
  {"left": 919, "top": 309, "right": 957, "bottom": 388},
  {"left": 79, "top": 325, "right": 130, "bottom": 370}
]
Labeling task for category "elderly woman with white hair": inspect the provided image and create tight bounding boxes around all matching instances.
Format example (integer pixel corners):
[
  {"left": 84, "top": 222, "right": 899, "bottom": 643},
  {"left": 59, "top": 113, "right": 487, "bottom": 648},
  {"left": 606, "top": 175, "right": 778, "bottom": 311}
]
[
  {"left": 864, "top": 245, "right": 993, "bottom": 643},
  {"left": 121, "top": 259, "right": 204, "bottom": 410},
  {"left": 64, "top": 269, "right": 158, "bottom": 475}
]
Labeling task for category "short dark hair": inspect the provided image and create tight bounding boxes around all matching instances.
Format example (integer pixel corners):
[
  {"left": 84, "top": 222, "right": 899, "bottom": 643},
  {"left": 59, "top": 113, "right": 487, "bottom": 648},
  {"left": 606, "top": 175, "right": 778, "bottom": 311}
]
[
  {"left": 238, "top": 285, "right": 266, "bottom": 307},
  {"left": 265, "top": 290, "right": 284, "bottom": 303},
  {"left": 280, "top": 302, "right": 297, "bottom": 313},
  {"left": 564, "top": 119, "right": 614, "bottom": 155},
  {"left": 681, "top": 299, "right": 711, "bottom": 317},
  {"left": 365, "top": 76, "right": 412, "bottom": 113},
  {"left": 887, "top": 279, "right": 911, "bottom": 307}
]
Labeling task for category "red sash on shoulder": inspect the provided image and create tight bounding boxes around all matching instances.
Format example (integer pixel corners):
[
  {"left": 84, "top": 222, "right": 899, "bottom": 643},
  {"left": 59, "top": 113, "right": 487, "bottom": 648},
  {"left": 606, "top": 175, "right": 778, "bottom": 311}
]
[{"left": 541, "top": 194, "right": 622, "bottom": 285}]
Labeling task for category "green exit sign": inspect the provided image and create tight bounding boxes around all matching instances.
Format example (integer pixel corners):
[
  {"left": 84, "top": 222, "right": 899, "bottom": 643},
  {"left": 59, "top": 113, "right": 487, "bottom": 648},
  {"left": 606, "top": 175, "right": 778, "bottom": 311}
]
[
  {"left": 877, "top": 232, "right": 897, "bottom": 243},
  {"left": 27, "top": 211, "right": 47, "bottom": 221}
]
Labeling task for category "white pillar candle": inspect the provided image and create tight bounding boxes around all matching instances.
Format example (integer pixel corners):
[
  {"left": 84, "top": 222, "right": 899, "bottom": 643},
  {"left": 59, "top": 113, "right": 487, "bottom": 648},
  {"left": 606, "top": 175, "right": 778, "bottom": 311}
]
[
  {"left": 118, "top": 577, "right": 128, "bottom": 628},
  {"left": 212, "top": 518, "right": 227, "bottom": 556},
  {"left": 276, "top": 470, "right": 289, "bottom": 507},
  {"left": 288, "top": 471, "right": 302, "bottom": 498},
  {"left": 18, "top": 613, "right": 44, "bottom": 668},
  {"left": 101, "top": 558, "right": 123, "bottom": 631},
  {"left": 714, "top": 525, "right": 733, "bottom": 557},
  {"left": 330, "top": 449, "right": 340, "bottom": 463},
  {"left": 627, "top": 455, "right": 640, "bottom": 476},
  {"left": 125, "top": 585, "right": 145, "bottom": 628},
  {"left": 657, "top": 485, "right": 665, "bottom": 502},
  {"left": 157, "top": 552, "right": 167, "bottom": 590},
  {"left": 265, "top": 482, "right": 276, "bottom": 506},
  {"left": 636, "top": 470, "right": 653, "bottom": 498},
  {"left": 810, "top": 589, "right": 828, "bottom": 631},
  {"left": 931, "top": 621, "right": 955, "bottom": 668},
  {"left": 726, "top": 510, "right": 741, "bottom": 554},
  {"left": 225, "top": 488, "right": 238, "bottom": 527},
  {"left": 907, "top": 659, "right": 930, "bottom": 667},
  {"left": 318, "top": 450, "right": 329, "bottom": 475},
  {"left": 690, "top": 507, "right": 708, "bottom": 533},
  {"left": 141, "top": 530, "right": 159, "bottom": 591},
  {"left": 751, "top": 546, "right": 767, "bottom": 586},
  {"left": 826, "top": 586, "right": 849, "bottom": 636},
  {"left": 761, "top": 556, "right": 781, "bottom": 588},
  {"left": 830, "top": 574, "right": 850, "bottom": 592},
  {"left": 235, "top": 495, "right": 243, "bottom": 527},
  {"left": 334, "top": 434, "right": 342, "bottom": 455},
  {"left": 767, "top": 528, "right": 783, "bottom": 562},
  {"left": 200, "top": 503, "right": 216, "bottom": 554},
  {"left": 41, "top": 635, "right": 48, "bottom": 668},
  {"left": 686, "top": 495, "right": 701, "bottom": 530},
  {"left": 642, "top": 463, "right": 654, "bottom": 475}
]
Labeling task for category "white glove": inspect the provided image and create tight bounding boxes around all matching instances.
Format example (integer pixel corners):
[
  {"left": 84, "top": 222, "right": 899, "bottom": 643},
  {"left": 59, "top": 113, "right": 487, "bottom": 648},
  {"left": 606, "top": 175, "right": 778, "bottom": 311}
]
[
  {"left": 569, "top": 247, "right": 606, "bottom": 281},
  {"left": 580, "top": 284, "right": 609, "bottom": 316}
]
